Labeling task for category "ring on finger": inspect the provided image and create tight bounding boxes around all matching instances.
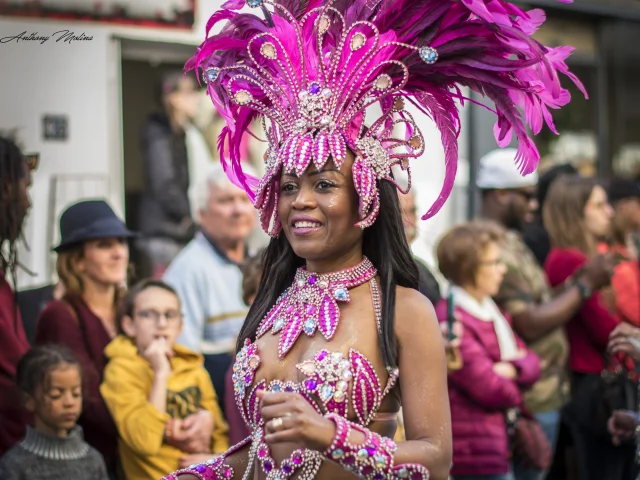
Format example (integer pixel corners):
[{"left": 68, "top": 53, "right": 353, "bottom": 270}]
[{"left": 272, "top": 417, "right": 284, "bottom": 432}]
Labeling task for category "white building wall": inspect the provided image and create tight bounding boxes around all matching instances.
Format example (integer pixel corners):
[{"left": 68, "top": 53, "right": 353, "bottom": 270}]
[{"left": 0, "top": 1, "right": 468, "bottom": 288}]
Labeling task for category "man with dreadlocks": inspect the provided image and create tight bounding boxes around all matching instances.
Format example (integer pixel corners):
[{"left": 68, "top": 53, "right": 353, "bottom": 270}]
[{"left": 0, "top": 135, "right": 33, "bottom": 456}]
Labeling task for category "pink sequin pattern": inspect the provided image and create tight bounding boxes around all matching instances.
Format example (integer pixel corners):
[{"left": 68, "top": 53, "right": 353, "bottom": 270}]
[
  {"left": 256, "top": 257, "right": 377, "bottom": 358},
  {"left": 324, "top": 413, "right": 430, "bottom": 480},
  {"left": 160, "top": 436, "right": 250, "bottom": 480}
]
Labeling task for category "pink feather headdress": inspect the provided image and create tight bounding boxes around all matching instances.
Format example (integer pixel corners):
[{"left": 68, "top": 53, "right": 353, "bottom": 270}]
[{"left": 188, "top": 0, "right": 586, "bottom": 236}]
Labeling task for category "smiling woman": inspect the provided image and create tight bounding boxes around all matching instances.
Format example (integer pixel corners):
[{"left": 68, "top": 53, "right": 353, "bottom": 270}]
[
  {"left": 279, "top": 155, "right": 362, "bottom": 267},
  {"left": 35, "top": 199, "right": 136, "bottom": 478},
  {"left": 159, "top": 0, "right": 584, "bottom": 479}
]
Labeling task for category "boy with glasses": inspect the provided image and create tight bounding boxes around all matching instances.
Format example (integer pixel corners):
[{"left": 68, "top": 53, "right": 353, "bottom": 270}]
[{"left": 101, "top": 279, "right": 228, "bottom": 480}]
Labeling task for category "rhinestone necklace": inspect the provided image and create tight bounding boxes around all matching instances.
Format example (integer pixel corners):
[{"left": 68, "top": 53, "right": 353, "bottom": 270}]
[{"left": 256, "top": 257, "right": 378, "bottom": 358}]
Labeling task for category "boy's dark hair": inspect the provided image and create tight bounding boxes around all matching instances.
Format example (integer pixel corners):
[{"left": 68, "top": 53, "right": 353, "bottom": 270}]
[
  {"left": 240, "top": 251, "right": 264, "bottom": 306},
  {"left": 119, "top": 279, "right": 181, "bottom": 333},
  {"left": 17, "top": 345, "right": 80, "bottom": 397}
]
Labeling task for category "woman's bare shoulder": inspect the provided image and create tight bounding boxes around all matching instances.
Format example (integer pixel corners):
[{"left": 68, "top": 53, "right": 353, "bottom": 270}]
[{"left": 393, "top": 286, "right": 440, "bottom": 340}]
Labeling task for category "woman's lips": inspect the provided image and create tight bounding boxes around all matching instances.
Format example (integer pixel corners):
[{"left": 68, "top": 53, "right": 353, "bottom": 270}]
[{"left": 291, "top": 220, "right": 322, "bottom": 235}]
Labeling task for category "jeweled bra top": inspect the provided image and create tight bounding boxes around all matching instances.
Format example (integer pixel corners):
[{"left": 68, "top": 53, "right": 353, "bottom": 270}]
[{"left": 231, "top": 257, "right": 399, "bottom": 479}]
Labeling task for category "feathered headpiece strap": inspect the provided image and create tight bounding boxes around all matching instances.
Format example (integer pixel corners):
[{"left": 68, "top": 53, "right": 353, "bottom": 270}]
[{"left": 188, "top": 0, "right": 585, "bottom": 235}]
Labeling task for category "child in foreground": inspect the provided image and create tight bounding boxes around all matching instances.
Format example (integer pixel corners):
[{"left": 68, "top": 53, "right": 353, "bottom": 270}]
[
  {"left": 100, "top": 279, "right": 229, "bottom": 480},
  {"left": 0, "top": 345, "right": 109, "bottom": 479}
]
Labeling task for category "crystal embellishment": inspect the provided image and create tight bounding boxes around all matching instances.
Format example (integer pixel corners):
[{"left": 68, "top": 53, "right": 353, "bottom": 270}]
[
  {"left": 334, "top": 288, "right": 348, "bottom": 301},
  {"left": 256, "top": 257, "right": 377, "bottom": 358},
  {"left": 304, "top": 318, "right": 317, "bottom": 335},
  {"left": 246, "top": 0, "right": 263, "bottom": 7},
  {"left": 318, "top": 15, "right": 331, "bottom": 34},
  {"left": 234, "top": 90, "right": 253, "bottom": 105},
  {"left": 203, "top": 67, "right": 220, "bottom": 84},
  {"left": 356, "top": 137, "right": 391, "bottom": 179},
  {"left": 260, "top": 42, "right": 277, "bottom": 59},
  {"left": 351, "top": 32, "right": 366, "bottom": 51},
  {"left": 374, "top": 74, "right": 392, "bottom": 91},
  {"left": 419, "top": 46, "right": 438, "bottom": 64}
]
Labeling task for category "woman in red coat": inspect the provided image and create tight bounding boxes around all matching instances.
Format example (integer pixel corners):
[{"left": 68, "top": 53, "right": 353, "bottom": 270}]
[
  {"left": 35, "top": 200, "right": 135, "bottom": 478},
  {"left": 435, "top": 222, "right": 540, "bottom": 480},
  {"left": 543, "top": 176, "right": 635, "bottom": 480}
]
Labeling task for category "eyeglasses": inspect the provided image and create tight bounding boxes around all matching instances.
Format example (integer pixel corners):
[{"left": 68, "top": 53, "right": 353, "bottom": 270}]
[
  {"left": 24, "top": 153, "right": 39, "bottom": 172},
  {"left": 135, "top": 309, "right": 182, "bottom": 325},
  {"left": 479, "top": 259, "right": 504, "bottom": 268}
]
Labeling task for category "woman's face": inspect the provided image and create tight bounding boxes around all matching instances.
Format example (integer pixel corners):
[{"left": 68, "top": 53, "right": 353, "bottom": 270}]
[
  {"left": 76, "top": 237, "right": 129, "bottom": 286},
  {"left": 278, "top": 151, "right": 363, "bottom": 266},
  {"left": 584, "top": 185, "right": 613, "bottom": 239},
  {"left": 474, "top": 242, "right": 507, "bottom": 298}
]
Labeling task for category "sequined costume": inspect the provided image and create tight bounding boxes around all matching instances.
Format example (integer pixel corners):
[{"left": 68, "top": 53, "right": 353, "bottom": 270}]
[{"left": 162, "top": 0, "right": 583, "bottom": 477}]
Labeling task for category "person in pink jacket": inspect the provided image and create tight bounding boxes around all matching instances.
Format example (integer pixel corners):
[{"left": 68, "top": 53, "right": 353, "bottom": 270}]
[{"left": 435, "top": 222, "right": 541, "bottom": 480}]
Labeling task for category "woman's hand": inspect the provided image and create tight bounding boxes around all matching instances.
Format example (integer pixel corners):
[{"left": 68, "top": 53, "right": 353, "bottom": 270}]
[
  {"left": 492, "top": 362, "right": 517, "bottom": 380},
  {"left": 258, "top": 391, "right": 335, "bottom": 452},
  {"left": 608, "top": 410, "right": 638, "bottom": 445},
  {"left": 166, "top": 410, "right": 214, "bottom": 453},
  {"left": 608, "top": 323, "right": 640, "bottom": 361}
]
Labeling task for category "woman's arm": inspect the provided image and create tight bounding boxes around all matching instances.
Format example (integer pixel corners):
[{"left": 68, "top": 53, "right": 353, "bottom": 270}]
[
  {"left": 392, "top": 288, "right": 453, "bottom": 480},
  {"left": 258, "top": 288, "right": 452, "bottom": 480},
  {"left": 162, "top": 437, "right": 253, "bottom": 480},
  {"left": 444, "top": 317, "right": 525, "bottom": 410},
  {"left": 511, "top": 332, "right": 541, "bottom": 388},
  {"left": 35, "top": 302, "right": 118, "bottom": 439},
  {"left": 554, "top": 252, "right": 619, "bottom": 350}
]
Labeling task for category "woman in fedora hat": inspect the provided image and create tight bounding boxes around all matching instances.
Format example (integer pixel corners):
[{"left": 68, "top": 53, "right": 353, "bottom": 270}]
[{"left": 35, "top": 199, "right": 136, "bottom": 479}]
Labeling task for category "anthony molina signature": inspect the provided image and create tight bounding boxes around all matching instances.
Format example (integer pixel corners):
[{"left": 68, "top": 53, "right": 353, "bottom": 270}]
[{"left": 0, "top": 30, "right": 93, "bottom": 45}]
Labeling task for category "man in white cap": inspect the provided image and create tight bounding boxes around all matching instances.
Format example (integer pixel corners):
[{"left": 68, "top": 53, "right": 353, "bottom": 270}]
[{"left": 476, "top": 148, "right": 614, "bottom": 480}]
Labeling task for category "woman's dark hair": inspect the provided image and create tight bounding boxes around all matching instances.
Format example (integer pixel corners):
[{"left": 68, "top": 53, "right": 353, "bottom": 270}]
[
  {"left": 240, "top": 250, "right": 264, "bottom": 306},
  {"left": 118, "top": 278, "right": 180, "bottom": 333},
  {"left": 237, "top": 180, "right": 419, "bottom": 368},
  {"left": 0, "top": 135, "right": 28, "bottom": 282},
  {"left": 17, "top": 345, "right": 81, "bottom": 397}
]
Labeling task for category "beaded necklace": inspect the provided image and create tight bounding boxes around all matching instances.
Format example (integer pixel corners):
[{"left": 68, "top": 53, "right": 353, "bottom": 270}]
[{"left": 256, "top": 257, "right": 378, "bottom": 357}]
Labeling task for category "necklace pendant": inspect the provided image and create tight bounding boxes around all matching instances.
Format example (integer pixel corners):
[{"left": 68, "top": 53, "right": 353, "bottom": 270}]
[{"left": 257, "top": 257, "right": 378, "bottom": 358}]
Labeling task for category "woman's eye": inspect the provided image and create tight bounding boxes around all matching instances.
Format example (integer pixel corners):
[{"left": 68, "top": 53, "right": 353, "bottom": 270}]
[
  {"left": 281, "top": 183, "right": 297, "bottom": 192},
  {"left": 316, "top": 180, "right": 334, "bottom": 190}
]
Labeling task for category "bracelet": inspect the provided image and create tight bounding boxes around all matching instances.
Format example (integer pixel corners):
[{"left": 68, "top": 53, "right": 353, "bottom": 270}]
[
  {"left": 161, "top": 456, "right": 233, "bottom": 480},
  {"left": 161, "top": 436, "right": 251, "bottom": 480},
  {"left": 323, "top": 413, "right": 430, "bottom": 480}
]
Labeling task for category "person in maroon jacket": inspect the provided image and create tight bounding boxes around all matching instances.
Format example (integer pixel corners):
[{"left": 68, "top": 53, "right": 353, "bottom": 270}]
[
  {"left": 35, "top": 200, "right": 135, "bottom": 478},
  {"left": 0, "top": 136, "right": 35, "bottom": 457},
  {"left": 543, "top": 176, "right": 635, "bottom": 480},
  {"left": 435, "top": 222, "right": 540, "bottom": 480}
]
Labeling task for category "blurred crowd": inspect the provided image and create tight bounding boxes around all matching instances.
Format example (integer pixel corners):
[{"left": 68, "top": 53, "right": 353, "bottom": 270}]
[{"left": 1, "top": 76, "right": 640, "bottom": 480}]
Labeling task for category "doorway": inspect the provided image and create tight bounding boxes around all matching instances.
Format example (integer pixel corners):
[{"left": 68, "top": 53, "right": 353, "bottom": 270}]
[{"left": 119, "top": 38, "right": 200, "bottom": 278}]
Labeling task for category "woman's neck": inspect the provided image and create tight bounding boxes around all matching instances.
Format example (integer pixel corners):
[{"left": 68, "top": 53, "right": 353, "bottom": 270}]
[
  {"left": 459, "top": 284, "right": 487, "bottom": 304},
  {"left": 81, "top": 278, "right": 117, "bottom": 334},
  {"left": 305, "top": 249, "right": 364, "bottom": 274}
]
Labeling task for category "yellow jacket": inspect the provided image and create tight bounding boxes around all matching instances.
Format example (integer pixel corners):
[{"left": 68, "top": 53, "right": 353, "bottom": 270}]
[{"left": 101, "top": 336, "right": 229, "bottom": 480}]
